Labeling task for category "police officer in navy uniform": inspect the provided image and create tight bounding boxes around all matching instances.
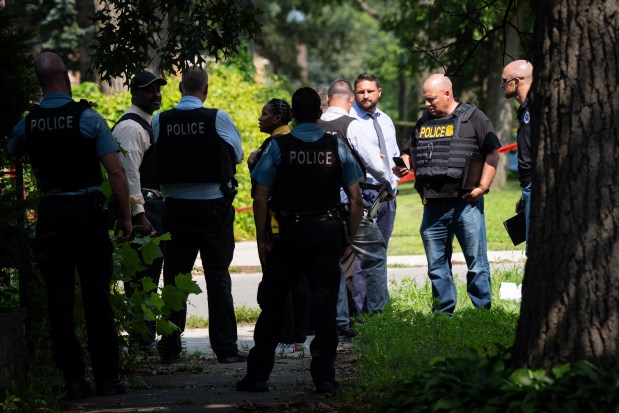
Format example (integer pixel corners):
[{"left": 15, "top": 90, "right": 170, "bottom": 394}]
[
  {"left": 7, "top": 52, "right": 132, "bottom": 398},
  {"left": 237, "top": 87, "right": 363, "bottom": 394},
  {"left": 395, "top": 74, "right": 500, "bottom": 314},
  {"left": 152, "top": 66, "right": 246, "bottom": 364}
]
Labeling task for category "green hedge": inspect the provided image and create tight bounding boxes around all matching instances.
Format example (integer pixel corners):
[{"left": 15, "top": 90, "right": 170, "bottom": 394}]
[{"left": 73, "top": 64, "right": 291, "bottom": 240}]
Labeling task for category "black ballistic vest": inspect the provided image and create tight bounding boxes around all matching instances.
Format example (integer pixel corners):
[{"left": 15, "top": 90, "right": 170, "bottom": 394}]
[
  {"left": 317, "top": 116, "right": 367, "bottom": 179},
  {"left": 271, "top": 133, "right": 342, "bottom": 213},
  {"left": 112, "top": 113, "right": 159, "bottom": 189},
  {"left": 25, "top": 100, "right": 103, "bottom": 193},
  {"left": 413, "top": 103, "right": 480, "bottom": 181},
  {"left": 156, "top": 108, "right": 235, "bottom": 184}
]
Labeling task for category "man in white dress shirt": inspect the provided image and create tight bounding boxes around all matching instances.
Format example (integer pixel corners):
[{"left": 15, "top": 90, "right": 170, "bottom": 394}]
[{"left": 348, "top": 72, "right": 400, "bottom": 314}]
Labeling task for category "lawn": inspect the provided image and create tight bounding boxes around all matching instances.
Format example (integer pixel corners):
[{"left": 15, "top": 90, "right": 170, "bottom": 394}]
[{"left": 389, "top": 174, "right": 525, "bottom": 255}]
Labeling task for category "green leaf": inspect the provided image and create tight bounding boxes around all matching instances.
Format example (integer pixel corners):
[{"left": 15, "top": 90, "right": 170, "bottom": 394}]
[
  {"left": 141, "top": 304, "right": 156, "bottom": 321},
  {"left": 509, "top": 369, "right": 534, "bottom": 386},
  {"left": 117, "top": 241, "right": 143, "bottom": 277},
  {"left": 150, "top": 292, "right": 165, "bottom": 311},
  {"left": 156, "top": 319, "right": 179, "bottom": 336},
  {"left": 433, "top": 398, "right": 461, "bottom": 411},
  {"left": 139, "top": 238, "right": 162, "bottom": 265},
  {"left": 161, "top": 285, "right": 186, "bottom": 312},
  {"left": 174, "top": 273, "right": 202, "bottom": 295},
  {"left": 140, "top": 277, "right": 158, "bottom": 293}
]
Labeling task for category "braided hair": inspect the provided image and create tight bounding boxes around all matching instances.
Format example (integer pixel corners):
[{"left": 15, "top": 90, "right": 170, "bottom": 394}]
[{"left": 267, "top": 98, "right": 292, "bottom": 126}]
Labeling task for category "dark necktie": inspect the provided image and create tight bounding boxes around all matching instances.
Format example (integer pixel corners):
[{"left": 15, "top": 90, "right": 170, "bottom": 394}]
[{"left": 368, "top": 112, "right": 391, "bottom": 172}]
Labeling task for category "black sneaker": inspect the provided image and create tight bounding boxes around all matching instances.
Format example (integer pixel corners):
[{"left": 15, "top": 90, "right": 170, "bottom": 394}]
[
  {"left": 217, "top": 350, "right": 248, "bottom": 364},
  {"left": 315, "top": 380, "right": 339, "bottom": 394},
  {"left": 337, "top": 327, "right": 355, "bottom": 342},
  {"left": 96, "top": 378, "right": 129, "bottom": 396},
  {"left": 236, "top": 375, "right": 269, "bottom": 392},
  {"left": 160, "top": 353, "right": 181, "bottom": 365},
  {"left": 63, "top": 377, "right": 93, "bottom": 400}
]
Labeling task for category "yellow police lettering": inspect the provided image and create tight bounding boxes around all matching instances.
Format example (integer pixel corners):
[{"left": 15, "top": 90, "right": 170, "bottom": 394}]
[{"left": 419, "top": 123, "right": 455, "bottom": 139}]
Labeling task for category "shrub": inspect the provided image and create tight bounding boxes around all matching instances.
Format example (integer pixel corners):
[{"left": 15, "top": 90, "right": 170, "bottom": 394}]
[{"left": 366, "top": 353, "right": 619, "bottom": 413}]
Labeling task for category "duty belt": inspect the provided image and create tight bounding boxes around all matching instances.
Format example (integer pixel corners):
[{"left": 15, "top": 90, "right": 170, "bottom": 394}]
[
  {"left": 278, "top": 208, "right": 340, "bottom": 224},
  {"left": 359, "top": 182, "right": 383, "bottom": 191}
]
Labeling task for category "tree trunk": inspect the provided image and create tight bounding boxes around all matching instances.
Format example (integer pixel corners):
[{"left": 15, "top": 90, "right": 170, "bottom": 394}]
[
  {"left": 76, "top": 0, "right": 96, "bottom": 82},
  {"left": 511, "top": 0, "right": 619, "bottom": 369}
]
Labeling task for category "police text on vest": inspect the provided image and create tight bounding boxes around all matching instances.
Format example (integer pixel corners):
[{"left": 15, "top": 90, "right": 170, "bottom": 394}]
[
  {"left": 289, "top": 151, "right": 334, "bottom": 165},
  {"left": 31, "top": 116, "right": 74, "bottom": 131},
  {"left": 167, "top": 122, "right": 206, "bottom": 136}
]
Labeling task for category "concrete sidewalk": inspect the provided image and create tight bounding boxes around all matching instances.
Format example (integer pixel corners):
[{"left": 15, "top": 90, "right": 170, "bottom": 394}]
[{"left": 199, "top": 241, "right": 527, "bottom": 270}]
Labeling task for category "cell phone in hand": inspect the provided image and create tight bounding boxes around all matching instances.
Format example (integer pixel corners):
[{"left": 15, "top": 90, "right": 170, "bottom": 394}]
[{"left": 392, "top": 156, "right": 407, "bottom": 167}]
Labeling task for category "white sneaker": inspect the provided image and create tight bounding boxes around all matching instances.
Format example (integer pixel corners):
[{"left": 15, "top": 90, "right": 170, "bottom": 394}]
[{"left": 276, "top": 343, "right": 306, "bottom": 354}]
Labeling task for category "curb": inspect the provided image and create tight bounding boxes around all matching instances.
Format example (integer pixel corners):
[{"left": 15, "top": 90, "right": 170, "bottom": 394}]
[{"left": 191, "top": 242, "right": 527, "bottom": 272}]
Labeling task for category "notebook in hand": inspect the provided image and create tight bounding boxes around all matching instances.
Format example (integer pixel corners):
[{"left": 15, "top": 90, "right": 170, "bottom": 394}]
[
  {"left": 461, "top": 152, "right": 484, "bottom": 191},
  {"left": 503, "top": 213, "right": 526, "bottom": 246}
]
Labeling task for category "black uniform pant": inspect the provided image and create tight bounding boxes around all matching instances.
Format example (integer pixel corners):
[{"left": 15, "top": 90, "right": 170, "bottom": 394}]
[
  {"left": 35, "top": 193, "right": 119, "bottom": 382},
  {"left": 158, "top": 197, "right": 240, "bottom": 359},
  {"left": 279, "top": 273, "right": 310, "bottom": 344},
  {"left": 247, "top": 218, "right": 344, "bottom": 384}
]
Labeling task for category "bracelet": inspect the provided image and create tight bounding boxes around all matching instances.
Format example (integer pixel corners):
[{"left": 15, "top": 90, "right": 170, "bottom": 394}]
[{"left": 478, "top": 185, "right": 489, "bottom": 194}]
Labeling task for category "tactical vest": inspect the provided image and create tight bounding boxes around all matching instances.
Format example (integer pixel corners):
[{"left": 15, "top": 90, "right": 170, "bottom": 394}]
[
  {"left": 317, "top": 117, "right": 367, "bottom": 179},
  {"left": 271, "top": 133, "right": 342, "bottom": 213},
  {"left": 25, "top": 100, "right": 103, "bottom": 193},
  {"left": 156, "top": 108, "right": 235, "bottom": 184},
  {"left": 413, "top": 103, "right": 480, "bottom": 181},
  {"left": 112, "top": 113, "right": 158, "bottom": 189}
]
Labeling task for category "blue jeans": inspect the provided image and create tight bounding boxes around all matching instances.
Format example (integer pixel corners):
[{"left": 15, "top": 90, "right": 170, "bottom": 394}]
[
  {"left": 521, "top": 183, "right": 532, "bottom": 254},
  {"left": 420, "top": 197, "right": 491, "bottom": 313}
]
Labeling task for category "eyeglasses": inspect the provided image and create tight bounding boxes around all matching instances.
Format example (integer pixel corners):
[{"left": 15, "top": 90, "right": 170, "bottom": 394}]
[{"left": 501, "top": 77, "right": 524, "bottom": 85}]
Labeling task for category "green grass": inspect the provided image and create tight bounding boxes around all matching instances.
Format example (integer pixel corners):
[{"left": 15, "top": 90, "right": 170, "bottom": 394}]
[
  {"left": 347, "top": 267, "right": 523, "bottom": 398},
  {"left": 389, "top": 174, "right": 525, "bottom": 255},
  {"left": 185, "top": 305, "right": 261, "bottom": 328}
]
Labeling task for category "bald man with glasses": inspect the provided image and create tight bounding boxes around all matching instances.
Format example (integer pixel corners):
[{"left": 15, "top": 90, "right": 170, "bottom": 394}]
[{"left": 501, "top": 60, "right": 534, "bottom": 251}]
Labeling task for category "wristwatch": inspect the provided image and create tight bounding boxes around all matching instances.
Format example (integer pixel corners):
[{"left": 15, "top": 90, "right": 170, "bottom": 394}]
[{"left": 478, "top": 185, "right": 490, "bottom": 194}]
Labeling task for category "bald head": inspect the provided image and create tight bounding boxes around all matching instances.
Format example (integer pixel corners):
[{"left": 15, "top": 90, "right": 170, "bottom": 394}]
[
  {"left": 423, "top": 74, "right": 453, "bottom": 95},
  {"left": 422, "top": 74, "right": 458, "bottom": 117},
  {"left": 34, "top": 52, "right": 71, "bottom": 94},
  {"left": 504, "top": 60, "right": 533, "bottom": 80},
  {"left": 501, "top": 60, "right": 533, "bottom": 104}
]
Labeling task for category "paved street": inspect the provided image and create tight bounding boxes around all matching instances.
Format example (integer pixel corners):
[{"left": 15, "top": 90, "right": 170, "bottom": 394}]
[
  {"left": 185, "top": 242, "right": 527, "bottom": 319},
  {"left": 177, "top": 242, "right": 526, "bottom": 356}
]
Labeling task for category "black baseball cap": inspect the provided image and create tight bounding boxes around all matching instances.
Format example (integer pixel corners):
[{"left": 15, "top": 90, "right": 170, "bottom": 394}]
[{"left": 130, "top": 71, "right": 167, "bottom": 91}]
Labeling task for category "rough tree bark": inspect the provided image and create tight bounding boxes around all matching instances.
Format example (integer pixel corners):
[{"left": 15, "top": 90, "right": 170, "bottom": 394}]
[{"left": 511, "top": 0, "right": 619, "bottom": 369}]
